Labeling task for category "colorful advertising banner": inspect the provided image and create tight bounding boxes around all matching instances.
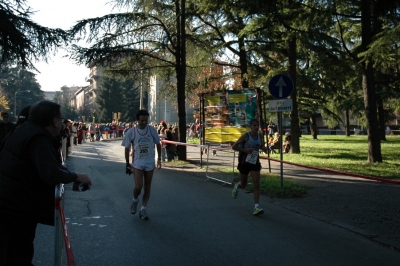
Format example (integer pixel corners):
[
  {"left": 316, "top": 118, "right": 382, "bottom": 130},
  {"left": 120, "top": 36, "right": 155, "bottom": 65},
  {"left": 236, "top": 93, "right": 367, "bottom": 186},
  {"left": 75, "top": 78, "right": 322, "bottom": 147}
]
[{"left": 202, "top": 89, "right": 260, "bottom": 143}]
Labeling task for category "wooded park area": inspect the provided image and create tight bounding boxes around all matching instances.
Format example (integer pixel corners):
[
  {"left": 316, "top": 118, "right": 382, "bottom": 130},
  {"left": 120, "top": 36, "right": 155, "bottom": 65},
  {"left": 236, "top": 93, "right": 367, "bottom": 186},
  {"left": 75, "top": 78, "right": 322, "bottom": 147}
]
[{"left": 1, "top": 0, "right": 400, "bottom": 163}]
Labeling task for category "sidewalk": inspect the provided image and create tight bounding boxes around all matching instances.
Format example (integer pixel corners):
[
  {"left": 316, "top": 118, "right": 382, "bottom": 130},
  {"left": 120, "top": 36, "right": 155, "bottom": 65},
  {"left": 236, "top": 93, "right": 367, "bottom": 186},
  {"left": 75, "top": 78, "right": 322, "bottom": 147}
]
[{"left": 179, "top": 144, "right": 400, "bottom": 251}]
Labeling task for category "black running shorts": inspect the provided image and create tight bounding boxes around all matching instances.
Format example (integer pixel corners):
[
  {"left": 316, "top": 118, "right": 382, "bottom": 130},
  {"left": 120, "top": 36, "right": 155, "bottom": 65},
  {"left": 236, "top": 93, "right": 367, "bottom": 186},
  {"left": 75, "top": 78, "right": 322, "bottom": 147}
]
[{"left": 237, "top": 162, "right": 261, "bottom": 175}]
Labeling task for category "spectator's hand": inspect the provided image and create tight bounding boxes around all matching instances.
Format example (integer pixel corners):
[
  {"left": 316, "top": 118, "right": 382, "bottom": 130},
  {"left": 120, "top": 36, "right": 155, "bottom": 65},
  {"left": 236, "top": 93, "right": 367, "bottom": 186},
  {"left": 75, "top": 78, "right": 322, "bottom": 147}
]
[
  {"left": 157, "top": 159, "right": 162, "bottom": 169},
  {"left": 73, "top": 174, "right": 92, "bottom": 192},
  {"left": 73, "top": 181, "right": 91, "bottom": 192},
  {"left": 76, "top": 173, "right": 92, "bottom": 187}
]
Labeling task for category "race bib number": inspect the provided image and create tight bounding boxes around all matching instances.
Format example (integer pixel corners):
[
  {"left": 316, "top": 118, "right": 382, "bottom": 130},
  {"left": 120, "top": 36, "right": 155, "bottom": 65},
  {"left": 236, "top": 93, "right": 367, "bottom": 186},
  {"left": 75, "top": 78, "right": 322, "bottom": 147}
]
[
  {"left": 245, "top": 150, "right": 259, "bottom": 164},
  {"left": 138, "top": 144, "right": 150, "bottom": 158}
]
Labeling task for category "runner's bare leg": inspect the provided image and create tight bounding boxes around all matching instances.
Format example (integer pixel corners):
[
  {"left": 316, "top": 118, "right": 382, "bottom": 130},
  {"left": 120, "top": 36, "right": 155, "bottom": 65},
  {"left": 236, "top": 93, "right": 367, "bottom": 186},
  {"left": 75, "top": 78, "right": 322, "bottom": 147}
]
[{"left": 250, "top": 171, "right": 261, "bottom": 204}]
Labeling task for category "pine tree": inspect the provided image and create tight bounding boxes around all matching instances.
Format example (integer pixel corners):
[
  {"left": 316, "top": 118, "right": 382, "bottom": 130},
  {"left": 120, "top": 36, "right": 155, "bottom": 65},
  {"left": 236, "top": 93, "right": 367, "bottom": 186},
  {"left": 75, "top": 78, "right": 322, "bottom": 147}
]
[
  {"left": 0, "top": 0, "right": 68, "bottom": 68},
  {"left": 0, "top": 66, "right": 44, "bottom": 117},
  {"left": 96, "top": 76, "right": 136, "bottom": 123},
  {"left": 69, "top": 0, "right": 189, "bottom": 159}
]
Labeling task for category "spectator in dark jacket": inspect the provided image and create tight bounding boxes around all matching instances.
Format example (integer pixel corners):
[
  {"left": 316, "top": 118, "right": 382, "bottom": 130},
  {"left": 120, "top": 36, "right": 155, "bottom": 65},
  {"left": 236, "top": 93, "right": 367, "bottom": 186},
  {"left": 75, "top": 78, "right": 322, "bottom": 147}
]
[
  {"left": 0, "top": 112, "right": 15, "bottom": 145},
  {"left": 0, "top": 100, "right": 92, "bottom": 265},
  {"left": 0, "top": 106, "right": 30, "bottom": 152},
  {"left": 165, "top": 126, "right": 177, "bottom": 161}
]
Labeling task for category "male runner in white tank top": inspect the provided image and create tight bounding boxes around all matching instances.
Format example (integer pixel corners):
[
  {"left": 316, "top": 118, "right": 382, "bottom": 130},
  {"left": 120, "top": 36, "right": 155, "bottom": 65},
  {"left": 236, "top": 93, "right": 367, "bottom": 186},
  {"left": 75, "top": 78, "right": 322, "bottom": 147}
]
[{"left": 122, "top": 110, "right": 161, "bottom": 220}]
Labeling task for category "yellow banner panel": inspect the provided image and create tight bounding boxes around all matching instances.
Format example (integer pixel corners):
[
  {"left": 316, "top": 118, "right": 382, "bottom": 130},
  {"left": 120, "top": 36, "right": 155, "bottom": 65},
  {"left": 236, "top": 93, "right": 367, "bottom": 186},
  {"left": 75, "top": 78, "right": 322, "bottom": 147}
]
[
  {"left": 228, "top": 93, "right": 246, "bottom": 103},
  {"left": 205, "top": 95, "right": 221, "bottom": 106},
  {"left": 205, "top": 127, "right": 249, "bottom": 143}
]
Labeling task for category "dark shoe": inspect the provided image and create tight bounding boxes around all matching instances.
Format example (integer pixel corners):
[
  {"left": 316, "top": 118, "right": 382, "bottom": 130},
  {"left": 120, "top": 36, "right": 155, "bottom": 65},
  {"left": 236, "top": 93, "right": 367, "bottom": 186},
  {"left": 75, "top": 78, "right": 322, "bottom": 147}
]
[{"left": 139, "top": 209, "right": 149, "bottom": 220}]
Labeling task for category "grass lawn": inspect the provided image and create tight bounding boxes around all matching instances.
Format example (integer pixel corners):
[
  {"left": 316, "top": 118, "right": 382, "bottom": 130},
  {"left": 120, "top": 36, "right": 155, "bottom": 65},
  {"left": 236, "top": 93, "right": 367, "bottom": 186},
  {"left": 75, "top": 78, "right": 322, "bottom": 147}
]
[
  {"left": 264, "top": 135, "right": 400, "bottom": 180},
  {"left": 186, "top": 135, "right": 400, "bottom": 197}
]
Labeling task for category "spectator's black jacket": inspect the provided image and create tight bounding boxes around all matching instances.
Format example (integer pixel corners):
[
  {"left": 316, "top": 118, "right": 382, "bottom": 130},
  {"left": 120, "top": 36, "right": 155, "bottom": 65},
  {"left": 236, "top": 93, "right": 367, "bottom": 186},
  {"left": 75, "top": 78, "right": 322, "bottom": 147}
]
[
  {"left": 0, "top": 121, "right": 77, "bottom": 225},
  {"left": 0, "top": 122, "right": 15, "bottom": 144}
]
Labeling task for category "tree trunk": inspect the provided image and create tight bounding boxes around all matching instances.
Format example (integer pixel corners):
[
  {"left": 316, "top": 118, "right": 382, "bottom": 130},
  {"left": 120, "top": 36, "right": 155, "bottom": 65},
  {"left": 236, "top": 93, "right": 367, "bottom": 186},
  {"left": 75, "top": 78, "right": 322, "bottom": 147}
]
[
  {"left": 345, "top": 109, "right": 350, "bottom": 136},
  {"left": 176, "top": 0, "right": 187, "bottom": 160},
  {"left": 288, "top": 34, "right": 300, "bottom": 153},
  {"left": 377, "top": 97, "right": 386, "bottom": 141},
  {"left": 238, "top": 35, "right": 249, "bottom": 89},
  {"left": 361, "top": 0, "right": 382, "bottom": 162},
  {"left": 310, "top": 114, "right": 318, "bottom": 140}
]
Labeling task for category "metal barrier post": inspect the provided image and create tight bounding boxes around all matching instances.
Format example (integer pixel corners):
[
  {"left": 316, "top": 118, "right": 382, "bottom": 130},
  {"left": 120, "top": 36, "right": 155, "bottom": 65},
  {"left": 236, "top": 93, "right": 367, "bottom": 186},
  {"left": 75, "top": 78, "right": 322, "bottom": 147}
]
[
  {"left": 205, "top": 145, "right": 233, "bottom": 185},
  {"left": 232, "top": 151, "right": 236, "bottom": 185},
  {"left": 62, "top": 138, "right": 67, "bottom": 161},
  {"left": 205, "top": 144, "right": 210, "bottom": 177},
  {"left": 54, "top": 184, "right": 64, "bottom": 266},
  {"left": 69, "top": 136, "right": 74, "bottom": 153}
]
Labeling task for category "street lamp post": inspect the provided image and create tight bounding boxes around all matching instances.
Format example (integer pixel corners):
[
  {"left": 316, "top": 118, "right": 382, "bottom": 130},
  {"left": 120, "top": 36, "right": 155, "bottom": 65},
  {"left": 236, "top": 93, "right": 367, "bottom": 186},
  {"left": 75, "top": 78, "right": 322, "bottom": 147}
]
[
  {"left": 140, "top": 75, "right": 143, "bottom": 110},
  {"left": 14, "top": 90, "right": 30, "bottom": 121}
]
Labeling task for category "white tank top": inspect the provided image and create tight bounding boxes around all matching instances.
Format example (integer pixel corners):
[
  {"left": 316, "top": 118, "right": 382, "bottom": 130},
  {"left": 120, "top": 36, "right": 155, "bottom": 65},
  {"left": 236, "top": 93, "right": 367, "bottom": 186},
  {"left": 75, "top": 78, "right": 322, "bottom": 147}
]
[{"left": 131, "top": 125, "right": 160, "bottom": 164}]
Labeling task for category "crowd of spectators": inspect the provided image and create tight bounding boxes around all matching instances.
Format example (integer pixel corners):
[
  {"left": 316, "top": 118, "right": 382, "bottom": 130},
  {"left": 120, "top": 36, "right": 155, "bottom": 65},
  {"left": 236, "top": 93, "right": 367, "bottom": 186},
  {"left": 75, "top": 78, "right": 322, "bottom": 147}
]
[
  {"left": 58, "top": 119, "right": 184, "bottom": 161},
  {"left": 186, "top": 121, "right": 202, "bottom": 139},
  {"left": 264, "top": 131, "right": 291, "bottom": 154}
]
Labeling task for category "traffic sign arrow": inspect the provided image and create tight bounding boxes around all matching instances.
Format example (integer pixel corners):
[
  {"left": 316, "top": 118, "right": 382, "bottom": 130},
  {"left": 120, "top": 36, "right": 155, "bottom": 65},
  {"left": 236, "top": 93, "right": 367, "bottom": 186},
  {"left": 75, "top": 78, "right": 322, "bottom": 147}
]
[
  {"left": 268, "top": 74, "right": 294, "bottom": 99},
  {"left": 275, "top": 77, "right": 287, "bottom": 98}
]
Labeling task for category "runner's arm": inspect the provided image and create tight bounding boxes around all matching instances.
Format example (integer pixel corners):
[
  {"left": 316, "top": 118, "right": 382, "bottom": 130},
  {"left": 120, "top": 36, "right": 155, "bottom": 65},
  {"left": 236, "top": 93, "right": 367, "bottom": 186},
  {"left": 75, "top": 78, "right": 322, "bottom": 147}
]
[
  {"left": 232, "top": 133, "right": 250, "bottom": 154},
  {"left": 125, "top": 147, "right": 130, "bottom": 164},
  {"left": 124, "top": 147, "right": 133, "bottom": 174}
]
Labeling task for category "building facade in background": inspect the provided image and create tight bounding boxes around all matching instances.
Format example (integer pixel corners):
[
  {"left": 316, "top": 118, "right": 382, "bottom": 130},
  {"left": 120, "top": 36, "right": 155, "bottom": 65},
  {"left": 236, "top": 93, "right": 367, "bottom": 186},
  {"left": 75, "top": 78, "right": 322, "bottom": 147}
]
[
  {"left": 148, "top": 75, "right": 178, "bottom": 124},
  {"left": 56, "top": 63, "right": 186, "bottom": 124},
  {"left": 43, "top": 91, "right": 56, "bottom": 101}
]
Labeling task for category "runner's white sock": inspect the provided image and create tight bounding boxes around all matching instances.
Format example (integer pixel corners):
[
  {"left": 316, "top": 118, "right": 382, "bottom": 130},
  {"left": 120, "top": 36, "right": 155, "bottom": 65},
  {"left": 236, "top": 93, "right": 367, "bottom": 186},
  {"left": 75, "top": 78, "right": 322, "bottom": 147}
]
[
  {"left": 141, "top": 206, "right": 146, "bottom": 211},
  {"left": 133, "top": 198, "right": 138, "bottom": 202},
  {"left": 255, "top": 204, "right": 259, "bottom": 208}
]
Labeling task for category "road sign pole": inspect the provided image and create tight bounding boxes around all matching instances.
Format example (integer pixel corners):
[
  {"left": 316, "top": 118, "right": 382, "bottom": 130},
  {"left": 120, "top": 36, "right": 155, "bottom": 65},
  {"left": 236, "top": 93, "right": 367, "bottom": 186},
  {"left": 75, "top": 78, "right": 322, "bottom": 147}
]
[
  {"left": 269, "top": 74, "right": 294, "bottom": 188},
  {"left": 279, "top": 112, "right": 283, "bottom": 187}
]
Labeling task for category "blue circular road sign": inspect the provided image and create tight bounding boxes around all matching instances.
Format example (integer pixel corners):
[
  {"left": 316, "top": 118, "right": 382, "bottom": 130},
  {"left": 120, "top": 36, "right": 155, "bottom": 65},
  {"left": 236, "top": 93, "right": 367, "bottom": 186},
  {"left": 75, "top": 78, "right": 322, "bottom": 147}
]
[{"left": 268, "top": 74, "right": 294, "bottom": 99}]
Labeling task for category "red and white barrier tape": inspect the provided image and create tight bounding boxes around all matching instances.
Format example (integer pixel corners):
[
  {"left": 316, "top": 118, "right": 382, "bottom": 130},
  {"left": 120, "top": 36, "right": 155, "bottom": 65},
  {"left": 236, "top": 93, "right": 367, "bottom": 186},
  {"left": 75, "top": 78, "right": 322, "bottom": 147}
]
[
  {"left": 161, "top": 139, "right": 209, "bottom": 149},
  {"left": 161, "top": 140, "right": 399, "bottom": 185},
  {"left": 54, "top": 198, "right": 76, "bottom": 266},
  {"left": 161, "top": 140, "right": 232, "bottom": 150},
  {"left": 78, "top": 129, "right": 125, "bottom": 134},
  {"left": 260, "top": 156, "right": 400, "bottom": 185}
]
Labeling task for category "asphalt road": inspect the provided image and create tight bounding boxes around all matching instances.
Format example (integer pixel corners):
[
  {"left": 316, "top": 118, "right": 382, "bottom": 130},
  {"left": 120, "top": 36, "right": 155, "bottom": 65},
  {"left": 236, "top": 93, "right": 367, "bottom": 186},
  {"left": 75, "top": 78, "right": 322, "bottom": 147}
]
[{"left": 33, "top": 140, "right": 400, "bottom": 265}]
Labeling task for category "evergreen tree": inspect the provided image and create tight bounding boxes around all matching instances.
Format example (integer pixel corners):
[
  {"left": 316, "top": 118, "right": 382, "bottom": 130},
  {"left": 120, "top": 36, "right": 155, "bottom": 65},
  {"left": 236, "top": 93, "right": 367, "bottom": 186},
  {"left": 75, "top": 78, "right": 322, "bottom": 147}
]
[
  {"left": 0, "top": 66, "right": 44, "bottom": 117},
  {"left": 53, "top": 91, "right": 63, "bottom": 105},
  {"left": 69, "top": 0, "right": 189, "bottom": 159},
  {"left": 96, "top": 76, "right": 136, "bottom": 123},
  {"left": 332, "top": 0, "right": 400, "bottom": 162},
  {"left": 68, "top": 0, "right": 400, "bottom": 162},
  {"left": 0, "top": 0, "right": 68, "bottom": 68}
]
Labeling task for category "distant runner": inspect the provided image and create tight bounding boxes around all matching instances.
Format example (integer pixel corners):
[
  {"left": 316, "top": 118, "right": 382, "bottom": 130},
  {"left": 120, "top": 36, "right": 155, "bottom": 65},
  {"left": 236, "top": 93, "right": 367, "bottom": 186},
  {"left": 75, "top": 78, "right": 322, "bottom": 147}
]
[{"left": 231, "top": 119, "right": 267, "bottom": 216}]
